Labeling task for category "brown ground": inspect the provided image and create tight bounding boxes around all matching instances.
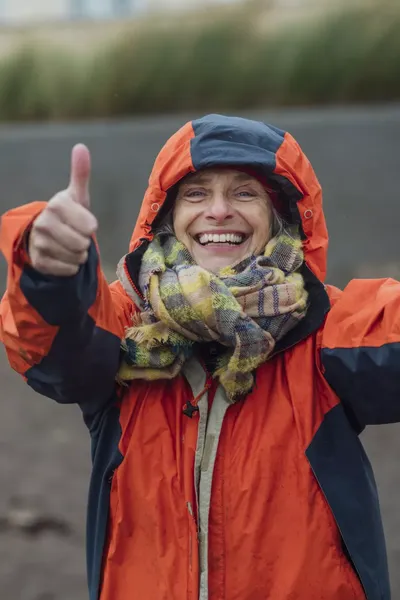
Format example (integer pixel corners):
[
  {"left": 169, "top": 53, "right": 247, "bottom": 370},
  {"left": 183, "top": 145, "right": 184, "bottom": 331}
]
[{"left": 0, "top": 345, "right": 89, "bottom": 600}]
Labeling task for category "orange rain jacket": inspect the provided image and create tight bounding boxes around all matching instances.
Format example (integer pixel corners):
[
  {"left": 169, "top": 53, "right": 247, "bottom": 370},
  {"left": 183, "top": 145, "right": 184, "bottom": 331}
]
[{"left": 0, "top": 115, "right": 398, "bottom": 600}]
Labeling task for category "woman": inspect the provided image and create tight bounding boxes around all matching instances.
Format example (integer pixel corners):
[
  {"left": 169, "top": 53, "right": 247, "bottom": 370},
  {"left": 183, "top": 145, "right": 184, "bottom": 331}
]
[{"left": 1, "top": 114, "right": 398, "bottom": 600}]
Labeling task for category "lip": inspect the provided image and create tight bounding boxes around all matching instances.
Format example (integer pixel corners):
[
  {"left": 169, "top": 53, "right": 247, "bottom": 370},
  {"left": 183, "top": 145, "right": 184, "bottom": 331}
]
[{"left": 193, "top": 230, "right": 249, "bottom": 236}]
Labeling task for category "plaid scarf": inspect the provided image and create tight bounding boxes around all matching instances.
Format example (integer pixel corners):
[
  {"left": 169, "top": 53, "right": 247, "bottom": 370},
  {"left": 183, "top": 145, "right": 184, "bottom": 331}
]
[{"left": 117, "top": 229, "right": 308, "bottom": 403}]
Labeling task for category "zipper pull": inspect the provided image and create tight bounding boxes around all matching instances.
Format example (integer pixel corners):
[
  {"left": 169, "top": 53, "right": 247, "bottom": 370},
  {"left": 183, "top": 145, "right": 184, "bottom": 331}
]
[
  {"left": 182, "top": 379, "right": 213, "bottom": 418},
  {"left": 182, "top": 399, "right": 200, "bottom": 418}
]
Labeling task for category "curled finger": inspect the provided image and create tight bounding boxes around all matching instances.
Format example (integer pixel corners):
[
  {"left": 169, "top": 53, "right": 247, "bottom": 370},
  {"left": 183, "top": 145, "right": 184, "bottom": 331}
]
[{"left": 31, "top": 254, "right": 81, "bottom": 277}]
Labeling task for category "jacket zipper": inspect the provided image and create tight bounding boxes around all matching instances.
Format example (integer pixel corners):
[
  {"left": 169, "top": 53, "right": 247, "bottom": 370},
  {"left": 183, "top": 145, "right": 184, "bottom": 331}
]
[
  {"left": 123, "top": 260, "right": 144, "bottom": 301},
  {"left": 187, "top": 501, "right": 196, "bottom": 571},
  {"left": 184, "top": 372, "right": 214, "bottom": 599}
]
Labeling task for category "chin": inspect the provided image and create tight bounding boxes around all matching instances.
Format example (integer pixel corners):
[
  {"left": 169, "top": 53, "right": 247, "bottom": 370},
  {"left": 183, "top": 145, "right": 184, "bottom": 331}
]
[
  {"left": 190, "top": 241, "right": 252, "bottom": 273},
  {"left": 206, "top": 265, "right": 223, "bottom": 274},
  {"left": 198, "top": 259, "right": 237, "bottom": 274}
]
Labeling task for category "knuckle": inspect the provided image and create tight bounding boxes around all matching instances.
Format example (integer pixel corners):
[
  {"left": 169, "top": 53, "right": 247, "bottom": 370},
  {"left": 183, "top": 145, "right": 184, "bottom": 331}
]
[
  {"left": 46, "top": 197, "right": 63, "bottom": 214},
  {"left": 32, "top": 255, "right": 49, "bottom": 273},
  {"left": 80, "top": 236, "right": 92, "bottom": 251},
  {"left": 88, "top": 215, "right": 98, "bottom": 231},
  {"left": 32, "top": 235, "right": 49, "bottom": 253},
  {"left": 78, "top": 250, "right": 89, "bottom": 265},
  {"left": 49, "top": 190, "right": 69, "bottom": 205},
  {"left": 66, "top": 264, "right": 80, "bottom": 276},
  {"left": 66, "top": 234, "right": 87, "bottom": 254},
  {"left": 34, "top": 214, "right": 54, "bottom": 235},
  {"left": 32, "top": 214, "right": 46, "bottom": 232},
  {"left": 70, "top": 233, "right": 90, "bottom": 253},
  {"left": 47, "top": 193, "right": 72, "bottom": 216},
  {"left": 80, "top": 208, "right": 97, "bottom": 229}
]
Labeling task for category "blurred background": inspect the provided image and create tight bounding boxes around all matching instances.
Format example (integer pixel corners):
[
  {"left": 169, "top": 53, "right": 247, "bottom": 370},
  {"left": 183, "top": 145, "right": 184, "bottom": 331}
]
[{"left": 0, "top": 1, "right": 400, "bottom": 599}]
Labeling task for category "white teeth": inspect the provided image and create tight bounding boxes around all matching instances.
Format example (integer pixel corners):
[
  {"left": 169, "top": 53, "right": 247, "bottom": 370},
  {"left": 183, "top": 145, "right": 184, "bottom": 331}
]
[{"left": 197, "top": 233, "right": 245, "bottom": 245}]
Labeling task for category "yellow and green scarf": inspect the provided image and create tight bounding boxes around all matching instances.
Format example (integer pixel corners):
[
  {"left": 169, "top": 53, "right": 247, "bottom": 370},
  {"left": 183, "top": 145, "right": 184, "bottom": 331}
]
[{"left": 118, "top": 229, "right": 308, "bottom": 403}]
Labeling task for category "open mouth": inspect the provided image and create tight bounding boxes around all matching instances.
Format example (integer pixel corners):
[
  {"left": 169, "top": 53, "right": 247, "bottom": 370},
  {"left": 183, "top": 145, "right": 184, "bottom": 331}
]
[{"left": 196, "top": 233, "right": 247, "bottom": 246}]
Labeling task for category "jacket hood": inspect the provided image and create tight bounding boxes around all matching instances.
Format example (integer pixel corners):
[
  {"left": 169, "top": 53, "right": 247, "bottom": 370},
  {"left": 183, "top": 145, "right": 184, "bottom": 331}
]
[{"left": 130, "top": 113, "right": 328, "bottom": 283}]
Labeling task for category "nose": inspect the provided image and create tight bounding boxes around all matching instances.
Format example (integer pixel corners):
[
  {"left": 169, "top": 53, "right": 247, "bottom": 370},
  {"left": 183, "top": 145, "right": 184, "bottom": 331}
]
[{"left": 205, "top": 192, "right": 233, "bottom": 223}]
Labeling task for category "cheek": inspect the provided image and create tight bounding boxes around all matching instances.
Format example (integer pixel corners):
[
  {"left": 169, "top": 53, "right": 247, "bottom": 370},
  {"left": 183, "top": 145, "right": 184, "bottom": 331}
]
[
  {"left": 173, "top": 204, "right": 198, "bottom": 242},
  {"left": 249, "top": 205, "right": 273, "bottom": 244}
]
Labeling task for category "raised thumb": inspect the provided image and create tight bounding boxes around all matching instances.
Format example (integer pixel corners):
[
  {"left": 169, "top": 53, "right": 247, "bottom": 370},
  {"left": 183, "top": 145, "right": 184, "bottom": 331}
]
[{"left": 68, "top": 143, "right": 91, "bottom": 208}]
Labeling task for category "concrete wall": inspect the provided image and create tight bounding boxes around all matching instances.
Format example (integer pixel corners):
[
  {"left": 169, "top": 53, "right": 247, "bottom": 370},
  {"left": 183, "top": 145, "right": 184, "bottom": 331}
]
[{"left": 1, "top": 105, "right": 398, "bottom": 286}]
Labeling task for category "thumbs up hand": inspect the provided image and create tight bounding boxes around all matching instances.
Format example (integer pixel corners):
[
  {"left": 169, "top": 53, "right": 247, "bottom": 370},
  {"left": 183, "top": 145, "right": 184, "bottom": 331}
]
[{"left": 29, "top": 144, "right": 98, "bottom": 276}]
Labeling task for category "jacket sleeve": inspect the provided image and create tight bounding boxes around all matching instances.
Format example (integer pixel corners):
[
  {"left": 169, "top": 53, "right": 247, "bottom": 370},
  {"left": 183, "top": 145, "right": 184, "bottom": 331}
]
[
  {"left": 321, "top": 278, "right": 400, "bottom": 428},
  {"left": 0, "top": 202, "right": 133, "bottom": 421}
]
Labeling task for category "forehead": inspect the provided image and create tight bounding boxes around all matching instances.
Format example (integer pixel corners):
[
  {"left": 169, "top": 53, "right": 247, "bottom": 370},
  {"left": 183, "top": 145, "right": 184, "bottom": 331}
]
[{"left": 179, "top": 168, "right": 260, "bottom": 186}]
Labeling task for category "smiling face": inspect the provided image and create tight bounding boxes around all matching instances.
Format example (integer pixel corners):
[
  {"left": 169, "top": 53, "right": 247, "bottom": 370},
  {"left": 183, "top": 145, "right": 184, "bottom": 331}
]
[{"left": 172, "top": 168, "right": 273, "bottom": 273}]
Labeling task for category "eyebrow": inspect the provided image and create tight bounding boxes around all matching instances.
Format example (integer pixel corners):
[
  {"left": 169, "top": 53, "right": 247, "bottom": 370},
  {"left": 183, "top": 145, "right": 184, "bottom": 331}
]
[{"left": 180, "top": 171, "right": 258, "bottom": 186}]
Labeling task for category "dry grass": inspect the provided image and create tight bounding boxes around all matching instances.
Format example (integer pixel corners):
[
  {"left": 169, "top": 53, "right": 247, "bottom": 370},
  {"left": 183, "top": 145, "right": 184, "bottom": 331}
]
[{"left": 0, "top": 2, "right": 399, "bottom": 122}]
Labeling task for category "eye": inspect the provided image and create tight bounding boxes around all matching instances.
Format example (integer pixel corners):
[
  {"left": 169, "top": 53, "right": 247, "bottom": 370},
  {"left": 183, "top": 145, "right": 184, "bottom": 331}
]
[
  {"left": 235, "top": 189, "right": 257, "bottom": 200},
  {"left": 184, "top": 189, "right": 207, "bottom": 202}
]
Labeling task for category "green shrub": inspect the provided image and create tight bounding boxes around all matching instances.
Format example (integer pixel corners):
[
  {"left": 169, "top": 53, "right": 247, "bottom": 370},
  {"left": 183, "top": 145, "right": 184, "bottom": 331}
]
[{"left": 0, "top": 4, "right": 399, "bottom": 122}]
